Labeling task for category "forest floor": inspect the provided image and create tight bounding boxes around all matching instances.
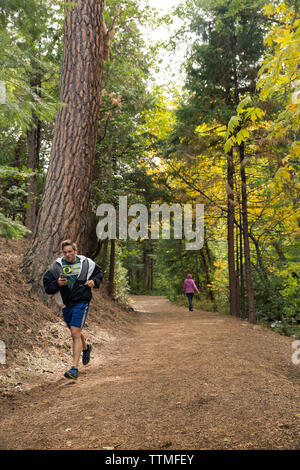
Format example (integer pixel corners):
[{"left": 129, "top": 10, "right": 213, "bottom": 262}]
[{"left": 0, "top": 291, "right": 299, "bottom": 450}]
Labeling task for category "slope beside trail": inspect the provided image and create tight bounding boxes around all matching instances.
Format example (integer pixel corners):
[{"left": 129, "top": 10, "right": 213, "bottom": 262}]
[{"left": 0, "top": 295, "right": 299, "bottom": 450}]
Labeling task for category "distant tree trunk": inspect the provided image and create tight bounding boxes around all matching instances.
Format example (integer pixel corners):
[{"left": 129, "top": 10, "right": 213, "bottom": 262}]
[
  {"left": 200, "top": 241, "right": 216, "bottom": 308},
  {"left": 142, "top": 243, "right": 149, "bottom": 291},
  {"left": 107, "top": 238, "right": 115, "bottom": 296},
  {"left": 101, "top": 238, "right": 109, "bottom": 275},
  {"left": 251, "top": 235, "right": 271, "bottom": 288},
  {"left": 239, "top": 142, "right": 256, "bottom": 323},
  {"left": 235, "top": 206, "right": 241, "bottom": 317},
  {"left": 272, "top": 241, "right": 286, "bottom": 261},
  {"left": 239, "top": 205, "right": 246, "bottom": 319},
  {"left": 227, "top": 150, "right": 240, "bottom": 316},
  {"left": 83, "top": 132, "right": 104, "bottom": 257},
  {"left": 142, "top": 238, "right": 153, "bottom": 292},
  {"left": 25, "top": 70, "right": 42, "bottom": 232},
  {"left": 12, "top": 135, "right": 26, "bottom": 168},
  {"left": 22, "top": 0, "right": 107, "bottom": 290},
  {"left": 150, "top": 241, "right": 154, "bottom": 291},
  {"left": 84, "top": 211, "right": 99, "bottom": 258},
  {"left": 25, "top": 96, "right": 41, "bottom": 233}
]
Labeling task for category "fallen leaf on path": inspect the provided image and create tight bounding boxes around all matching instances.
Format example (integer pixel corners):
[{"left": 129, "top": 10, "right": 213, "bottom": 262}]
[
  {"left": 103, "top": 446, "right": 115, "bottom": 450},
  {"left": 160, "top": 441, "right": 172, "bottom": 448}
]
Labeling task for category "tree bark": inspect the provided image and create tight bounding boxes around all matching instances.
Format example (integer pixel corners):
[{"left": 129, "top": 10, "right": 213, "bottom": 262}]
[
  {"left": 227, "top": 150, "right": 240, "bottom": 316},
  {"left": 22, "top": 0, "right": 106, "bottom": 289},
  {"left": 12, "top": 135, "right": 26, "bottom": 168},
  {"left": 101, "top": 238, "right": 109, "bottom": 274},
  {"left": 25, "top": 109, "right": 41, "bottom": 233},
  {"left": 239, "top": 142, "right": 256, "bottom": 323},
  {"left": 142, "top": 241, "right": 150, "bottom": 292},
  {"left": 107, "top": 238, "right": 115, "bottom": 297},
  {"left": 200, "top": 241, "right": 216, "bottom": 308},
  {"left": 239, "top": 204, "right": 246, "bottom": 319}
]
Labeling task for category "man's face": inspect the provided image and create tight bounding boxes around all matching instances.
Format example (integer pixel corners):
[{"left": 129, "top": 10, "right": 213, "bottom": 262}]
[{"left": 62, "top": 245, "right": 77, "bottom": 263}]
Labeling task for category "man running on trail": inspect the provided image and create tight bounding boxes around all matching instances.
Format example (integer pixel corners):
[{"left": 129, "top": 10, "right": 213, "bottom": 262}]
[{"left": 43, "top": 239, "right": 102, "bottom": 380}]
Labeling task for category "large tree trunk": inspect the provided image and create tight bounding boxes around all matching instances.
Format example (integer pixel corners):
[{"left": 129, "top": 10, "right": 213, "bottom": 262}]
[{"left": 22, "top": 0, "right": 106, "bottom": 289}]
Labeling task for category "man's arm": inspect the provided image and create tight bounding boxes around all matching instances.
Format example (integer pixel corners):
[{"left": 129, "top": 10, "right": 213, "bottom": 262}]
[
  {"left": 87, "top": 263, "right": 103, "bottom": 288},
  {"left": 43, "top": 270, "right": 60, "bottom": 295}
]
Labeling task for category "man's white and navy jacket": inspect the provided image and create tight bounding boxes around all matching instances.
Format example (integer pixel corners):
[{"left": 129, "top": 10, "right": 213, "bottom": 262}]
[{"left": 43, "top": 255, "right": 102, "bottom": 308}]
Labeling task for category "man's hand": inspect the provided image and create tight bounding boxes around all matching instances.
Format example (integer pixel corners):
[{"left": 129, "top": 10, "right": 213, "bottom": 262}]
[
  {"left": 85, "top": 279, "right": 95, "bottom": 288},
  {"left": 58, "top": 276, "right": 67, "bottom": 287}
]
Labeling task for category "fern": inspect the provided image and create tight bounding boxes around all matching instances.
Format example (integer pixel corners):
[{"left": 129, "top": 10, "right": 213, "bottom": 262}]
[{"left": 0, "top": 211, "right": 30, "bottom": 240}]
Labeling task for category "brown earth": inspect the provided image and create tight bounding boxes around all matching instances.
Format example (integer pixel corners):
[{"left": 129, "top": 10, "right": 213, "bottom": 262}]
[{"left": 0, "top": 239, "right": 299, "bottom": 450}]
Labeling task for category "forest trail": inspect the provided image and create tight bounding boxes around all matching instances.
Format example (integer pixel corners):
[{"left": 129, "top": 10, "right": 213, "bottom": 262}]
[{"left": 0, "top": 296, "right": 299, "bottom": 450}]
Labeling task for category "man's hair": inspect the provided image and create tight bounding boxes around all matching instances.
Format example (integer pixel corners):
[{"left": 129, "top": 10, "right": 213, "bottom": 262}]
[{"left": 61, "top": 239, "right": 77, "bottom": 251}]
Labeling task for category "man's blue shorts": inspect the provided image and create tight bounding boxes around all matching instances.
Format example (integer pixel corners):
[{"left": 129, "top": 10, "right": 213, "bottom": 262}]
[{"left": 62, "top": 302, "right": 89, "bottom": 329}]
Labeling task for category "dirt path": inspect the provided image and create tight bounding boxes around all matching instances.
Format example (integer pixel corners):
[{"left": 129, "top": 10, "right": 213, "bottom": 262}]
[{"left": 0, "top": 296, "right": 299, "bottom": 450}]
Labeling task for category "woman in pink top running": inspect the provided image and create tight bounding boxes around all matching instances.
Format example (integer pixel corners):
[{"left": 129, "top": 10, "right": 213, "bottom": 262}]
[{"left": 183, "top": 273, "right": 199, "bottom": 311}]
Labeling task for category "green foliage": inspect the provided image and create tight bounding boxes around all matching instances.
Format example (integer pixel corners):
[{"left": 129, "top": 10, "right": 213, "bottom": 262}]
[
  {"left": 91, "top": 0, "right": 157, "bottom": 212},
  {"left": 114, "top": 244, "right": 131, "bottom": 303},
  {"left": 145, "top": 0, "right": 300, "bottom": 336},
  {"left": 0, "top": 0, "right": 63, "bottom": 132},
  {"left": 0, "top": 164, "right": 36, "bottom": 219},
  {"left": 0, "top": 211, "right": 30, "bottom": 239}
]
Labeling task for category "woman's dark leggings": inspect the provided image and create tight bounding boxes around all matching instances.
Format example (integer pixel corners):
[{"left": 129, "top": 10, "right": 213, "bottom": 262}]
[{"left": 186, "top": 293, "right": 194, "bottom": 311}]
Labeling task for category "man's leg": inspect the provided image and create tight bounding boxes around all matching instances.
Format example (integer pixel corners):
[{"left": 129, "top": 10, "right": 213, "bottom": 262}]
[
  {"left": 70, "top": 326, "right": 83, "bottom": 369},
  {"left": 81, "top": 333, "right": 87, "bottom": 351}
]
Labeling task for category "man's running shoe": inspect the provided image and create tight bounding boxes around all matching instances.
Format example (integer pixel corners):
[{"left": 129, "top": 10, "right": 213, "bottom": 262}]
[
  {"left": 64, "top": 367, "right": 78, "bottom": 379},
  {"left": 82, "top": 343, "right": 93, "bottom": 365}
]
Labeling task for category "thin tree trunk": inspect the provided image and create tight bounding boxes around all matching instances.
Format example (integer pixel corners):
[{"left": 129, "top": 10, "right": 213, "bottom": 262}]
[
  {"left": 240, "top": 142, "right": 256, "bottom": 323},
  {"left": 142, "top": 242, "right": 149, "bottom": 291},
  {"left": 25, "top": 109, "right": 41, "bottom": 233},
  {"left": 101, "top": 238, "right": 109, "bottom": 274},
  {"left": 200, "top": 241, "right": 216, "bottom": 307},
  {"left": 239, "top": 204, "right": 246, "bottom": 319},
  {"left": 107, "top": 238, "right": 115, "bottom": 297},
  {"left": 273, "top": 241, "right": 286, "bottom": 261},
  {"left": 22, "top": 0, "right": 106, "bottom": 289},
  {"left": 227, "top": 150, "right": 239, "bottom": 316},
  {"left": 12, "top": 135, "right": 26, "bottom": 168},
  {"left": 235, "top": 208, "right": 241, "bottom": 318},
  {"left": 150, "top": 249, "right": 154, "bottom": 291}
]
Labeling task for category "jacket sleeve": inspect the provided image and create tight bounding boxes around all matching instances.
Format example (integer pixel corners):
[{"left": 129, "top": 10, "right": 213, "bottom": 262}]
[
  {"left": 43, "top": 269, "right": 60, "bottom": 295},
  {"left": 90, "top": 263, "right": 103, "bottom": 289},
  {"left": 193, "top": 281, "right": 199, "bottom": 293}
]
